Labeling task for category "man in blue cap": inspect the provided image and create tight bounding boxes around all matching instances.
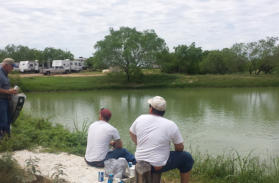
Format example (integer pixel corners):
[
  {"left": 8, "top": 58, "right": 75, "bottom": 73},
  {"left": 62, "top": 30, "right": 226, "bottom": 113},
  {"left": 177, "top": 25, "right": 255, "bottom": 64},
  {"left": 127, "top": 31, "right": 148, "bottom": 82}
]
[{"left": 0, "top": 58, "right": 18, "bottom": 138}]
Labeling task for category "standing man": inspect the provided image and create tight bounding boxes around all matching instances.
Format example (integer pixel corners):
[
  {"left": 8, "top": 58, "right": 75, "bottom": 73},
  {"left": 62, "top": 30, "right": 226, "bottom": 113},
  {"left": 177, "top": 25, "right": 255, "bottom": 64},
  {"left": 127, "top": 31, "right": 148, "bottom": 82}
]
[
  {"left": 85, "top": 108, "right": 136, "bottom": 167},
  {"left": 130, "top": 96, "right": 194, "bottom": 183},
  {"left": 0, "top": 58, "right": 18, "bottom": 138}
]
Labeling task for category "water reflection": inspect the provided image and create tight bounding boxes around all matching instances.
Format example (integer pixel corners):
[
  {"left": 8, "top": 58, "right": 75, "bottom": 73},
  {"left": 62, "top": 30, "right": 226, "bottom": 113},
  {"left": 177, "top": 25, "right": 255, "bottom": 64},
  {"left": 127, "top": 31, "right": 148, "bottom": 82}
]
[{"left": 23, "top": 88, "right": 279, "bottom": 156}]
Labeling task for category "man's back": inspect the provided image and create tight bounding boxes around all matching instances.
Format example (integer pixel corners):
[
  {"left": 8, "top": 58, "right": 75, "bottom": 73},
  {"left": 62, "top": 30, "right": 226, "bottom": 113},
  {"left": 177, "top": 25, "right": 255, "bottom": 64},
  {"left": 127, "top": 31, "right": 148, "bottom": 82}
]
[
  {"left": 130, "top": 114, "right": 183, "bottom": 166},
  {"left": 85, "top": 120, "right": 120, "bottom": 162}
]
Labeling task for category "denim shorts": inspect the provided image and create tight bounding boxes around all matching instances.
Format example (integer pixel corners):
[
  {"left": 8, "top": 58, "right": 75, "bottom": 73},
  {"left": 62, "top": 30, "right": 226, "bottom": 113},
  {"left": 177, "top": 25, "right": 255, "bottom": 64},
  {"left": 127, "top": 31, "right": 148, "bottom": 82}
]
[{"left": 152, "top": 151, "right": 194, "bottom": 173}]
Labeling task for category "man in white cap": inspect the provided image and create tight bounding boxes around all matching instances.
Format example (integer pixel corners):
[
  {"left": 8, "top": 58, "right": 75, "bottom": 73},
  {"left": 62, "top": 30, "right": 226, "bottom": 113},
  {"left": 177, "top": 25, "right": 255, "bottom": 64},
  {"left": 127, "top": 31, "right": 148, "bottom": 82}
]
[
  {"left": 129, "top": 96, "right": 194, "bottom": 183},
  {"left": 0, "top": 58, "right": 18, "bottom": 138}
]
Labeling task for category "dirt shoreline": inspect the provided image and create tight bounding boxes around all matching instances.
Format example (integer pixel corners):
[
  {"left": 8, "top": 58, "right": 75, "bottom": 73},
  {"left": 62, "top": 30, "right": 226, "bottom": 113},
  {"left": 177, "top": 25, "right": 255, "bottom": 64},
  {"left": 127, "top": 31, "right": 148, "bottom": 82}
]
[{"left": 15, "top": 73, "right": 104, "bottom": 78}]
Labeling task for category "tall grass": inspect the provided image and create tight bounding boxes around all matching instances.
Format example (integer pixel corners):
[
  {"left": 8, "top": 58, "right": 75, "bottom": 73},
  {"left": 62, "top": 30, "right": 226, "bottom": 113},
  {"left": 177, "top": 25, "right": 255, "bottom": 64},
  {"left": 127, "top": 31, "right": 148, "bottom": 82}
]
[
  {"left": 0, "top": 114, "right": 88, "bottom": 156},
  {"left": 163, "top": 150, "right": 279, "bottom": 183}
]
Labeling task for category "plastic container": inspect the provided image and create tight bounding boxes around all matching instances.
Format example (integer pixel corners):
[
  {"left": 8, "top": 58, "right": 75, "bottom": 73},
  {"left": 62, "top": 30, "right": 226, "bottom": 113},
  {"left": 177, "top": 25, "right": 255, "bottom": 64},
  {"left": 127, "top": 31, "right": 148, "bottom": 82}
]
[
  {"left": 14, "top": 85, "right": 19, "bottom": 92},
  {"left": 129, "top": 165, "right": 135, "bottom": 177}
]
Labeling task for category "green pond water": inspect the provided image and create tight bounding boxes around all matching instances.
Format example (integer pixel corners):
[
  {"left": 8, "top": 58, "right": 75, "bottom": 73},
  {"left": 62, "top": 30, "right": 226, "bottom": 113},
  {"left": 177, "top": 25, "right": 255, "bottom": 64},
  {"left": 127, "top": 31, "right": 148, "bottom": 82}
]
[{"left": 23, "top": 88, "right": 279, "bottom": 157}]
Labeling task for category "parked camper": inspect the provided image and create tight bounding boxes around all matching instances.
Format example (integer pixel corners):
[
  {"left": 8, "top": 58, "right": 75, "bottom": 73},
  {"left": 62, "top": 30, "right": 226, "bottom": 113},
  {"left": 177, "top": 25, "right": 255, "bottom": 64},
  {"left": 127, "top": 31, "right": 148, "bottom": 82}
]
[
  {"left": 42, "top": 60, "right": 71, "bottom": 75},
  {"left": 19, "top": 60, "right": 39, "bottom": 73},
  {"left": 70, "top": 60, "right": 82, "bottom": 72}
]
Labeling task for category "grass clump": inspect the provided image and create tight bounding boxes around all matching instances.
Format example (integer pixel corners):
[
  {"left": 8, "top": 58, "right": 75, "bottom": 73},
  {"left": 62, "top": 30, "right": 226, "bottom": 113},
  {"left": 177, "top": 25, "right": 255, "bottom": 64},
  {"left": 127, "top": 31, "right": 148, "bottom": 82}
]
[{"left": 0, "top": 114, "right": 88, "bottom": 156}]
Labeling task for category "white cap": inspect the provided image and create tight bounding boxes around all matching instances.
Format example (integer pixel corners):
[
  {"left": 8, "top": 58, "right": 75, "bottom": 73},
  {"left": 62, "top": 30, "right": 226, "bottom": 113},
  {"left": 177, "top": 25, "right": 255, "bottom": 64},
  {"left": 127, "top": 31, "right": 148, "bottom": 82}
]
[{"left": 148, "top": 96, "right": 166, "bottom": 111}]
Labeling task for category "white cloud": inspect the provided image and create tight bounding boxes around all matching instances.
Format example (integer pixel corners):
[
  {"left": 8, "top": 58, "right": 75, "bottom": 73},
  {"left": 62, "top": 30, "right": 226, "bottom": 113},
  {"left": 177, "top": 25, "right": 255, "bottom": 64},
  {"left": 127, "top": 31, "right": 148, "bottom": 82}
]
[{"left": 0, "top": 0, "right": 278, "bottom": 57}]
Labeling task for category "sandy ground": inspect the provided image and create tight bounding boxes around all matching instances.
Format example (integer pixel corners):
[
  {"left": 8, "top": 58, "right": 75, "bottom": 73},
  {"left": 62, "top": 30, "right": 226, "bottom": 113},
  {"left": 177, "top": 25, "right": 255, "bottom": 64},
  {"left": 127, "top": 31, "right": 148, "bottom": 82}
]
[
  {"left": 11, "top": 149, "right": 134, "bottom": 183},
  {"left": 16, "top": 73, "right": 104, "bottom": 78},
  {"left": 12, "top": 149, "right": 101, "bottom": 182}
]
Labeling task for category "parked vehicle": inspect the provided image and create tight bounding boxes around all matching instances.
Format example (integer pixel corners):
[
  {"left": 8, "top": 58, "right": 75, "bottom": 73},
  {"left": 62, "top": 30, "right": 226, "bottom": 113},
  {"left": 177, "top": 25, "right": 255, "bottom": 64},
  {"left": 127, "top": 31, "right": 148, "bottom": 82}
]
[
  {"left": 19, "top": 60, "right": 39, "bottom": 73},
  {"left": 70, "top": 60, "right": 82, "bottom": 72},
  {"left": 42, "top": 60, "right": 71, "bottom": 75}
]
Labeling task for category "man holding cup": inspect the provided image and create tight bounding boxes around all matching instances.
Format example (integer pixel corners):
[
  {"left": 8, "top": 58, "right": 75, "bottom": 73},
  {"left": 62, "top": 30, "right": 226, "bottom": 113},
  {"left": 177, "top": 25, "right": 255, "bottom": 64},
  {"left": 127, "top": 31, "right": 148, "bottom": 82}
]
[{"left": 0, "top": 58, "right": 18, "bottom": 138}]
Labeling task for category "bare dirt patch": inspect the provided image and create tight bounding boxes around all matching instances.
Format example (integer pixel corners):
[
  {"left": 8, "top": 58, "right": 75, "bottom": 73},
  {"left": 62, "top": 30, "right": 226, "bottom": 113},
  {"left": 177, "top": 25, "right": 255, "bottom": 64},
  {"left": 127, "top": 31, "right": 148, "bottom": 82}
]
[{"left": 17, "top": 73, "right": 105, "bottom": 78}]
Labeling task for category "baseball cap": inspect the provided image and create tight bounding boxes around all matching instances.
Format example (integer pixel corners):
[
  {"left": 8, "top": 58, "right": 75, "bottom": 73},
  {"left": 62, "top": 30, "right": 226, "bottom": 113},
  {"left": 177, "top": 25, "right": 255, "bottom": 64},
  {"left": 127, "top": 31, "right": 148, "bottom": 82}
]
[
  {"left": 148, "top": 96, "right": 166, "bottom": 111},
  {"left": 100, "top": 108, "right": 112, "bottom": 120},
  {"left": 2, "top": 58, "right": 16, "bottom": 67}
]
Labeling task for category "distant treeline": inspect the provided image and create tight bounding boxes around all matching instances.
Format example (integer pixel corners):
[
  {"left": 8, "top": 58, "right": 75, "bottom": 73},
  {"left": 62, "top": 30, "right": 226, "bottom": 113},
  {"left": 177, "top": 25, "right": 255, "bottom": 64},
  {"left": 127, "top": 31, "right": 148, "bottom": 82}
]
[
  {"left": 1, "top": 27, "right": 279, "bottom": 77},
  {"left": 86, "top": 27, "right": 279, "bottom": 79},
  {"left": 0, "top": 45, "right": 74, "bottom": 65},
  {"left": 156, "top": 37, "right": 279, "bottom": 75}
]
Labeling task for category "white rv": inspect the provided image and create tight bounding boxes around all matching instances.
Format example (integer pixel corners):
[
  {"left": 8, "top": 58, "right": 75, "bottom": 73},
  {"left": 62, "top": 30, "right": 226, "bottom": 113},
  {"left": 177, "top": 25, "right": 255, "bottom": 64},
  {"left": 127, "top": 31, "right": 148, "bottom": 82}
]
[
  {"left": 19, "top": 61, "right": 39, "bottom": 73},
  {"left": 70, "top": 60, "right": 82, "bottom": 72}
]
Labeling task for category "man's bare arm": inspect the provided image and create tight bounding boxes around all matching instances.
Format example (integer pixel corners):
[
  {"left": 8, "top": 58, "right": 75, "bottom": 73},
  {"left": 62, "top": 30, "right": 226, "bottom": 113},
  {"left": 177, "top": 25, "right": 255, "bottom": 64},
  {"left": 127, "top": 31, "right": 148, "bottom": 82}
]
[
  {"left": 0, "top": 88, "right": 17, "bottom": 95},
  {"left": 129, "top": 131, "right": 137, "bottom": 145},
  {"left": 174, "top": 143, "right": 184, "bottom": 152}
]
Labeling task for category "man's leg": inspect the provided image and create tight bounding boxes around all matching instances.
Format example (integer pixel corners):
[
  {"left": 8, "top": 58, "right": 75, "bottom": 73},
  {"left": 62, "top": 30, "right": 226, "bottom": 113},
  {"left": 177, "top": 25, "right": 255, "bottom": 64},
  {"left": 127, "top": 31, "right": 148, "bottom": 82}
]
[
  {"left": 105, "top": 148, "right": 136, "bottom": 164},
  {"left": 155, "top": 151, "right": 194, "bottom": 183},
  {"left": 181, "top": 171, "right": 191, "bottom": 183},
  {"left": 0, "top": 99, "right": 9, "bottom": 139}
]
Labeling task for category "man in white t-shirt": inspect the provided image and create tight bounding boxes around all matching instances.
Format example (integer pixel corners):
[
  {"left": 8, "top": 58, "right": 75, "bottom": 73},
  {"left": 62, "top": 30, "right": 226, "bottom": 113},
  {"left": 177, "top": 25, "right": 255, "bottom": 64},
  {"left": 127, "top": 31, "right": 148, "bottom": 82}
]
[
  {"left": 85, "top": 108, "right": 136, "bottom": 167},
  {"left": 130, "top": 96, "right": 194, "bottom": 183}
]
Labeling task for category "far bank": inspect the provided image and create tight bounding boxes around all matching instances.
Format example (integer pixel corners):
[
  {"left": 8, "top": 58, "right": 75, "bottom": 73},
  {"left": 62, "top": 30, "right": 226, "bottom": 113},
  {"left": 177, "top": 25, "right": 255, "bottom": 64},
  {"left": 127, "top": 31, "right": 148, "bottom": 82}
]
[{"left": 10, "top": 72, "right": 279, "bottom": 92}]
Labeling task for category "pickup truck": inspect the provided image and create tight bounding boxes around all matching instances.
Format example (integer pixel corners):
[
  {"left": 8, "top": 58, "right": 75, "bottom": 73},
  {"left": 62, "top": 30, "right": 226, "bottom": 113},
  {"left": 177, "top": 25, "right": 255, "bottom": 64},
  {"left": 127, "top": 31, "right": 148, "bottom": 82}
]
[
  {"left": 41, "top": 60, "right": 71, "bottom": 75},
  {"left": 42, "top": 66, "right": 71, "bottom": 75}
]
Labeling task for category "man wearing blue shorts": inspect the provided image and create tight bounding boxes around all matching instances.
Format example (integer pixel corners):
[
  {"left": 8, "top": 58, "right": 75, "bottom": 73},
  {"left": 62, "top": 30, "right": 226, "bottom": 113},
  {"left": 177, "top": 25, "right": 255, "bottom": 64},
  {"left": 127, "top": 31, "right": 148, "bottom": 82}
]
[
  {"left": 130, "top": 96, "right": 194, "bottom": 183},
  {"left": 0, "top": 58, "right": 17, "bottom": 139}
]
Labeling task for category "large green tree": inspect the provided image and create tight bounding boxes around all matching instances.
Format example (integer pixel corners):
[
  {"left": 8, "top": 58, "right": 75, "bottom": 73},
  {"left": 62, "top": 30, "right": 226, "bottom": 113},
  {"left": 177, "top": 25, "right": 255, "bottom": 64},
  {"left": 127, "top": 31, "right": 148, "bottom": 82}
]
[
  {"left": 93, "top": 27, "right": 167, "bottom": 81},
  {"left": 174, "top": 42, "right": 203, "bottom": 74}
]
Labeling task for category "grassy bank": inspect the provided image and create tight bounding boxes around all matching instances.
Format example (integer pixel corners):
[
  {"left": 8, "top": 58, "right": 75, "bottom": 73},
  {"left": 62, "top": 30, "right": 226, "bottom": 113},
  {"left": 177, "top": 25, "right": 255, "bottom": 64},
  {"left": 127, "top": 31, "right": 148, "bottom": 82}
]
[
  {"left": 1, "top": 115, "right": 278, "bottom": 183},
  {"left": 10, "top": 72, "right": 279, "bottom": 92}
]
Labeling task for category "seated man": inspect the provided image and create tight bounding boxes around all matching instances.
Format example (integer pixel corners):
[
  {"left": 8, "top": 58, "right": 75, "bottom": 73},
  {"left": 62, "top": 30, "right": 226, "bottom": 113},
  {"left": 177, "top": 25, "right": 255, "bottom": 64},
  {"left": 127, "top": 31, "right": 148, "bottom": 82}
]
[
  {"left": 85, "top": 108, "right": 136, "bottom": 167},
  {"left": 129, "top": 96, "right": 194, "bottom": 183}
]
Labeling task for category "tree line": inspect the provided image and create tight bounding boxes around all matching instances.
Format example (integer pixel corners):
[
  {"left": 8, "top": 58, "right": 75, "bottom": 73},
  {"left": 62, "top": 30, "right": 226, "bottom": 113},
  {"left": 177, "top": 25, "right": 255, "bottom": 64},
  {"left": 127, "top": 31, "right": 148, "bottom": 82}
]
[
  {"left": 87, "top": 27, "right": 279, "bottom": 80},
  {"left": 0, "top": 45, "right": 74, "bottom": 65},
  {"left": 1, "top": 27, "right": 278, "bottom": 81}
]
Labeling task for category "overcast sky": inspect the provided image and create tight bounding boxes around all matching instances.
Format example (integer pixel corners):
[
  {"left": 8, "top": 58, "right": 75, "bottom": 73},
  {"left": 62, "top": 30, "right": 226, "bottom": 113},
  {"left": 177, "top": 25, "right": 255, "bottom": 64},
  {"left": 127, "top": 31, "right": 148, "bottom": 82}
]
[{"left": 0, "top": 0, "right": 278, "bottom": 58}]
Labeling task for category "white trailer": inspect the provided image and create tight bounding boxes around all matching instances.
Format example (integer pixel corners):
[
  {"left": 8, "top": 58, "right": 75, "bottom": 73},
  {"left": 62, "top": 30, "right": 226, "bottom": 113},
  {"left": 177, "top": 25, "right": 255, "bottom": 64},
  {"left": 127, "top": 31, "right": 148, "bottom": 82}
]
[
  {"left": 70, "top": 60, "right": 82, "bottom": 72},
  {"left": 19, "top": 60, "right": 39, "bottom": 73}
]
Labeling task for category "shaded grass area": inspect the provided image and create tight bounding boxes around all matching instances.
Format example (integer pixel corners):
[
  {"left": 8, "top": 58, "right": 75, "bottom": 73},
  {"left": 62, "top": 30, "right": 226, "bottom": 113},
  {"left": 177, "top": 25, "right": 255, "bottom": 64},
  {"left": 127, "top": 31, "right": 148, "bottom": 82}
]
[
  {"left": 0, "top": 115, "right": 87, "bottom": 155},
  {"left": 1, "top": 115, "right": 278, "bottom": 183},
  {"left": 10, "top": 73, "right": 279, "bottom": 92}
]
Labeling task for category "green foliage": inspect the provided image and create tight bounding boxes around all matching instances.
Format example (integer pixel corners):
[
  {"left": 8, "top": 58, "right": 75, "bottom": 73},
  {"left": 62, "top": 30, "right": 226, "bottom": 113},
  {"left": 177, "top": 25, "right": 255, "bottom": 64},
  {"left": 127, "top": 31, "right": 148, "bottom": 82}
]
[
  {"left": 93, "top": 27, "right": 167, "bottom": 81},
  {"left": 199, "top": 49, "right": 247, "bottom": 74},
  {"left": 200, "top": 50, "right": 227, "bottom": 74},
  {"left": 0, "top": 115, "right": 88, "bottom": 156},
  {"left": 51, "top": 163, "right": 67, "bottom": 183},
  {"left": 0, "top": 44, "right": 74, "bottom": 65},
  {"left": 85, "top": 56, "right": 108, "bottom": 71},
  {"left": 174, "top": 42, "right": 203, "bottom": 74},
  {"left": 157, "top": 43, "right": 203, "bottom": 74},
  {"left": 231, "top": 37, "right": 279, "bottom": 74},
  {"left": 0, "top": 153, "right": 27, "bottom": 183},
  {"left": 156, "top": 50, "right": 178, "bottom": 73},
  {"left": 25, "top": 156, "right": 41, "bottom": 175},
  {"left": 190, "top": 150, "right": 279, "bottom": 183}
]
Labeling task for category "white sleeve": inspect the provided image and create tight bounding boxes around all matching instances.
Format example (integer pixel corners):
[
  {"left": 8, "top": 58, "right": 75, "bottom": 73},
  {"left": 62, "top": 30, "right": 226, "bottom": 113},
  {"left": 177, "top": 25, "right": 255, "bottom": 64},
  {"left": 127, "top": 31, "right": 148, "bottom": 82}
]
[
  {"left": 171, "top": 124, "right": 184, "bottom": 144},
  {"left": 112, "top": 128, "right": 120, "bottom": 140}
]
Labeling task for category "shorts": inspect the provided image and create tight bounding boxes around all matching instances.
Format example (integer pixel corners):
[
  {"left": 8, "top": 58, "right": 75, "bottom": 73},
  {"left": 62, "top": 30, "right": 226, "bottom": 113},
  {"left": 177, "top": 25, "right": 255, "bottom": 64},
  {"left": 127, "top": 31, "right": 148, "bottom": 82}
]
[{"left": 152, "top": 151, "right": 194, "bottom": 173}]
